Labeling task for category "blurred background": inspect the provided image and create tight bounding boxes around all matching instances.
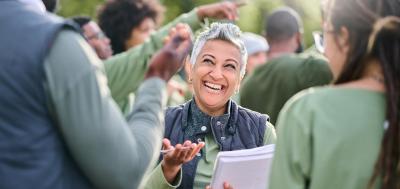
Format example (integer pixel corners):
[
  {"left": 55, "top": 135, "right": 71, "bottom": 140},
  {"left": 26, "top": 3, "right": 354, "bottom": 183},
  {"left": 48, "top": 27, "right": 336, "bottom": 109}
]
[{"left": 59, "top": 0, "right": 322, "bottom": 47}]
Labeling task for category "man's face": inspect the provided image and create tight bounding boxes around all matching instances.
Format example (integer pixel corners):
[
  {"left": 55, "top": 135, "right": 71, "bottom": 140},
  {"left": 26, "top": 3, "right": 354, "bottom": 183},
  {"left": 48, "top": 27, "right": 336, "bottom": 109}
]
[
  {"left": 247, "top": 51, "right": 267, "bottom": 74},
  {"left": 83, "top": 21, "right": 113, "bottom": 60}
]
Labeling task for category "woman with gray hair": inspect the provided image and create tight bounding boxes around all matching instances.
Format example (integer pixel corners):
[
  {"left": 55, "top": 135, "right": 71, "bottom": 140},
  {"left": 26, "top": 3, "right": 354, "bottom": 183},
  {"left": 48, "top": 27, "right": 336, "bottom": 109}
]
[{"left": 143, "top": 23, "right": 276, "bottom": 189}]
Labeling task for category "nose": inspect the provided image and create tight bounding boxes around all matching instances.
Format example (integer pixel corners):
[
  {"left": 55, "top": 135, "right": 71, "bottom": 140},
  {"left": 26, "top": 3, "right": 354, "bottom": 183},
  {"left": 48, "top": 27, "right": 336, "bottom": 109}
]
[{"left": 209, "top": 66, "right": 223, "bottom": 80}]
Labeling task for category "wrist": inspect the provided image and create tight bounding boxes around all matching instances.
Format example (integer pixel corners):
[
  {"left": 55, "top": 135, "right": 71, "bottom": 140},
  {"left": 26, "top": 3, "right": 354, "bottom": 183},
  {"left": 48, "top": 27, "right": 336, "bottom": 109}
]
[{"left": 161, "top": 162, "right": 182, "bottom": 183}]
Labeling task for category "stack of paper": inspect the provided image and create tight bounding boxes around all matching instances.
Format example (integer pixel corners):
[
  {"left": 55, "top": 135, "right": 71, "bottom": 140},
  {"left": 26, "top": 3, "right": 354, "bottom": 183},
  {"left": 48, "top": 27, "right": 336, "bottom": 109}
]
[{"left": 210, "top": 144, "right": 275, "bottom": 189}]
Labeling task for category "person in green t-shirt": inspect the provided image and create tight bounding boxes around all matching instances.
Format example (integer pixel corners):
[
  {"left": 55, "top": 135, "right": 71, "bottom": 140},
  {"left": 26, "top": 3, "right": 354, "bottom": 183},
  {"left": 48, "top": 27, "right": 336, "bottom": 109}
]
[
  {"left": 240, "top": 53, "right": 332, "bottom": 125},
  {"left": 269, "top": 0, "right": 400, "bottom": 188}
]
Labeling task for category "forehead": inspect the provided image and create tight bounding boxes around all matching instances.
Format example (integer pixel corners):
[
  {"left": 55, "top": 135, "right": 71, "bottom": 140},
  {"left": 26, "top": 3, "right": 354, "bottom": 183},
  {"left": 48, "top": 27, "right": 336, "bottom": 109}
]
[
  {"left": 83, "top": 21, "right": 101, "bottom": 34},
  {"left": 199, "top": 40, "right": 241, "bottom": 60}
]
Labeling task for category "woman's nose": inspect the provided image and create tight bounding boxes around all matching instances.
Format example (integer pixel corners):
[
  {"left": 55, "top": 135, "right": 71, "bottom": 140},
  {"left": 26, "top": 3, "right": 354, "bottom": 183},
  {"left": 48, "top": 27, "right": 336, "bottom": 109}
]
[{"left": 209, "top": 67, "right": 223, "bottom": 80}]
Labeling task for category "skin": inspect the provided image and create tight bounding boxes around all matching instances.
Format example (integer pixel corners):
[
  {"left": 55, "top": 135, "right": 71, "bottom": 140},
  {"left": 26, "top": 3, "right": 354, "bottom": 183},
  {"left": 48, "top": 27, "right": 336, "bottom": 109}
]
[
  {"left": 158, "top": 2, "right": 247, "bottom": 186},
  {"left": 246, "top": 51, "right": 268, "bottom": 74},
  {"left": 161, "top": 40, "right": 244, "bottom": 186},
  {"left": 83, "top": 21, "right": 113, "bottom": 60},
  {"left": 190, "top": 40, "right": 242, "bottom": 116},
  {"left": 125, "top": 17, "right": 156, "bottom": 49},
  {"left": 323, "top": 21, "right": 385, "bottom": 92}
]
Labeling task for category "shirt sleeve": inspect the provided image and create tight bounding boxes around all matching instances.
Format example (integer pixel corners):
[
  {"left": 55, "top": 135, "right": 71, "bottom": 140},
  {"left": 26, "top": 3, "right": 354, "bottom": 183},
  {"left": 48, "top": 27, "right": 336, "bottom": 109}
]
[
  {"left": 268, "top": 93, "right": 312, "bottom": 189},
  {"left": 104, "top": 9, "right": 202, "bottom": 112},
  {"left": 142, "top": 161, "right": 183, "bottom": 189},
  {"left": 44, "top": 29, "right": 167, "bottom": 189},
  {"left": 263, "top": 121, "right": 277, "bottom": 145}
]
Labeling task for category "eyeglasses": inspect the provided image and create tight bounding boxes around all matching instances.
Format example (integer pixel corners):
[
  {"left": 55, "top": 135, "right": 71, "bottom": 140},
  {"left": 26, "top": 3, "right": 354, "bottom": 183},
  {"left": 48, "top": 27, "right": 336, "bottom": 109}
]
[
  {"left": 312, "top": 31, "right": 325, "bottom": 53},
  {"left": 85, "top": 31, "right": 107, "bottom": 41}
]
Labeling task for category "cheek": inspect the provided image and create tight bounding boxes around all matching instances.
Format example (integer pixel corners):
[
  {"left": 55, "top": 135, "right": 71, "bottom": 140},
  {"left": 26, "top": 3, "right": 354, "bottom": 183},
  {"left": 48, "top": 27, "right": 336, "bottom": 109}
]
[{"left": 324, "top": 37, "right": 346, "bottom": 78}]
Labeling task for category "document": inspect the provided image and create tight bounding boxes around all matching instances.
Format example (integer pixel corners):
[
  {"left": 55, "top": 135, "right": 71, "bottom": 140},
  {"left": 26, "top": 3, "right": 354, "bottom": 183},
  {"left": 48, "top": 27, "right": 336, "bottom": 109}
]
[{"left": 210, "top": 144, "right": 275, "bottom": 189}]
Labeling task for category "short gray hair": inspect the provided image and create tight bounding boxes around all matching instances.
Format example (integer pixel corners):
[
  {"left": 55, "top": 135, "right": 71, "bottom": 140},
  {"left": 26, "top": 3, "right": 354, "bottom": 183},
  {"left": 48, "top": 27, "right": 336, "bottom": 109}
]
[{"left": 190, "top": 23, "right": 248, "bottom": 77}]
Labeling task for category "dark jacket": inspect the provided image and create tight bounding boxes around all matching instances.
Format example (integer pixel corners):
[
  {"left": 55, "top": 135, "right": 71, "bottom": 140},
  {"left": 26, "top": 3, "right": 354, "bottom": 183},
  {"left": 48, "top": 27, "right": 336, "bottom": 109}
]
[
  {"left": 164, "top": 99, "right": 268, "bottom": 189},
  {"left": 0, "top": 1, "right": 92, "bottom": 188}
]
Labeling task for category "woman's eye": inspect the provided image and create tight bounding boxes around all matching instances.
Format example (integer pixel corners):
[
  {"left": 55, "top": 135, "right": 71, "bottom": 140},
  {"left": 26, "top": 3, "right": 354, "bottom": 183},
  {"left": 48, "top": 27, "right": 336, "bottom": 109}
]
[
  {"left": 203, "top": 59, "right": 213, "bottom": 64},
  {"left": 225, "top": 64, "right": 236, "bottom": 70}
]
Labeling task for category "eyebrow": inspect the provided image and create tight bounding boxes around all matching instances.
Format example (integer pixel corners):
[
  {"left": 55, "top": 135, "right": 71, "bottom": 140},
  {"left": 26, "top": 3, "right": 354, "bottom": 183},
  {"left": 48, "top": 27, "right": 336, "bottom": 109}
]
[
  {"left": 201, "top": 54, "right": 216, "bottom": 59},
  {"left": 226, "top": 58, "right": 239, "bottom": 66},
  {"left": 202, "top": 54, "right": 239, "bottom": 65}
]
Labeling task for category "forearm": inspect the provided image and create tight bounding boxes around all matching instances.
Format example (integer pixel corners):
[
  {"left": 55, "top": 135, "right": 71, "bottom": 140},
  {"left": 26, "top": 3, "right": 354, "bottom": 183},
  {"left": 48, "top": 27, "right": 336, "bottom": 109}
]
[
  {"left": 45, "top": 30, "right": 167, "bottom": 189},
  {"left": 104, "top": 9, "right": 202, "bottom": 105}
]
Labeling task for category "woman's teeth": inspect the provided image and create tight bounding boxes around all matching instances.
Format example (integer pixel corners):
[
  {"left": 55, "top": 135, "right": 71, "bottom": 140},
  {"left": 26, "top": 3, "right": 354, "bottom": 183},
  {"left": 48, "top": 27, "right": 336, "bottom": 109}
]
[{"left": 204, "top": 82, "right": 222, "bottom": 90}]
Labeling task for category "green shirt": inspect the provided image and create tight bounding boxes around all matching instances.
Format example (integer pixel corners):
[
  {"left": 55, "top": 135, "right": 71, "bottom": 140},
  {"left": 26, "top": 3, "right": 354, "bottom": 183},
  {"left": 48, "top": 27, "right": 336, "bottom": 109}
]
[
  {"left": 269, "top": 87, "right": 386, "bottom": 189},
  {"left": 45, "top": 30, "right": 168, "bottom": 189},
  {"left": 104, "top": 9, "right": 202, "bottom": 115},
  {"left": 143, "top": 122, "right": 276, "bottom": 189},
  {"left": 240, "top": 53, "right": 333, "bottom": 125}
]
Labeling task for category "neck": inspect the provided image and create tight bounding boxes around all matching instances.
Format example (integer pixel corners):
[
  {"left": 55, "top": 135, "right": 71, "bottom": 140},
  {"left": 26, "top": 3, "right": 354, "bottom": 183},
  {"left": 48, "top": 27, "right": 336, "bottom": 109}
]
[
  {"left": 267, "top": 41, "right": 297, "bottom": 60},
  {"left": 361, "top": 59, "right": 384, "bottom": 82},
  {"left": 193, "top": 98, "right": 227, "bottom": 117},
  {"left": 337, "top": 59, "right": 386, "bottom": 92}
]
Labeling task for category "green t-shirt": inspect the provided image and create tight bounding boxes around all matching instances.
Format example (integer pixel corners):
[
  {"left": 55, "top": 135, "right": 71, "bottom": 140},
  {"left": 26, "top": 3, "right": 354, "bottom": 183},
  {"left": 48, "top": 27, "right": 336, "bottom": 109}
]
[
  {"left": 104, "top": 9, "right": 202, "bottom": 115},
  {"left": 240, "top": 54, "right": 333, "bottom": 125},
  {"left": 269, "top": 87, "right": 386, "bottom": 189}
]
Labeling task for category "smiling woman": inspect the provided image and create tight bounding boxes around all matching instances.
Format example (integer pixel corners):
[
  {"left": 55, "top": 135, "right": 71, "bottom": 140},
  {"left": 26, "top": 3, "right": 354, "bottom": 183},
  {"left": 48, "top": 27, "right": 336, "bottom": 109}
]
[{"left": 143, "top": 23, "right": 277, "bottom": 189}]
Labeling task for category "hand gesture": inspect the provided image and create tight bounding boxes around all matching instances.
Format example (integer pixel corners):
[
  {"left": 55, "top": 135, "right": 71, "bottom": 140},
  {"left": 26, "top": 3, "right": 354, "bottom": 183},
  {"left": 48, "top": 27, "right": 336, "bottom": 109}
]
[
  {"left": 144, "top": 24, "right": 192, "bottom": 81},
  {"left": 161, "top": 138, "right": 205, "bottom": 183},
  {"left": 197, "top": 1, "right": 246, "bottom": 21}
]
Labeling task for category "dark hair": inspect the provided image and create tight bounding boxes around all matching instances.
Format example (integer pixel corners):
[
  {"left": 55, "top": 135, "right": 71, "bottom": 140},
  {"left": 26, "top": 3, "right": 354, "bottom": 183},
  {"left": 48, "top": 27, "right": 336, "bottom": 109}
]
[
  {"left": 42, "top": 0, "right": 58, "bottom": 13},
  {"left": 327, "top": 0, "right": 400, "bottom": 188},
  {"left": 70, "top": 16, "right": 91, "bottom": 29},
  {"left": 265, "top": 7, "right": 303, "bottom": 43},
  {"left": 97, "top": 0, "right": 164, "bottom": 54}
]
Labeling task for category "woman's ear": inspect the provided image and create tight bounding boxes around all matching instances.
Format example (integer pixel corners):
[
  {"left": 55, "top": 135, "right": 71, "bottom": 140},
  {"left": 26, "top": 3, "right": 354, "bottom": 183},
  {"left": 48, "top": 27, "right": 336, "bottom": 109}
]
[
  {"left": 338, "top": 26, "right": 350, "bottom": 54},
  {"left": 185, "top": 57, "right": 193, "bottom": 83}
]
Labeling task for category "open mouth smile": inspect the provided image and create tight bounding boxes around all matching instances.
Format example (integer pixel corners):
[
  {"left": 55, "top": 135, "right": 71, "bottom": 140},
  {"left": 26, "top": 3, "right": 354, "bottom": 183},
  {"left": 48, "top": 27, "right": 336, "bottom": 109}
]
[{"left": 203, "top": 81, "right": 225, "bottom": 93}]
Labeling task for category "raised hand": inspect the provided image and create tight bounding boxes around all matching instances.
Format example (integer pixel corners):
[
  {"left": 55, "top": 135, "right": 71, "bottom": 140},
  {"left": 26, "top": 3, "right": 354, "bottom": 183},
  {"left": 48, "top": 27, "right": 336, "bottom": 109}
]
[
  {"left": 161, "top": 138, "right": 205, "bottom": 183},
  {"left": 144, "top": 24, "right": 193, "bottom": 81},
  {"left": 196, "top": 1, "right": 246, "bottom": 21}
]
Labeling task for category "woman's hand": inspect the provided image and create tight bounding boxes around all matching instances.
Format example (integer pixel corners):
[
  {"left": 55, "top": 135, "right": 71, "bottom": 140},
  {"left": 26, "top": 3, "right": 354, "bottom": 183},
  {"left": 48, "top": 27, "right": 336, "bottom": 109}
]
[
  {"left": 161, "top": 138, "right": 205, "bottom": 183},
  {"left": 205, "top": 182, "right": 233, "bottom": 189}
]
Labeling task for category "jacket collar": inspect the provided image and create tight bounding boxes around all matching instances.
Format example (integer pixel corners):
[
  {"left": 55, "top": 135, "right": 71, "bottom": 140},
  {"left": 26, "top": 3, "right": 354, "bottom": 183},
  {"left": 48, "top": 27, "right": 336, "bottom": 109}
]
[{"left": 181, "top": 98, "right": 239, "bottom": 136}]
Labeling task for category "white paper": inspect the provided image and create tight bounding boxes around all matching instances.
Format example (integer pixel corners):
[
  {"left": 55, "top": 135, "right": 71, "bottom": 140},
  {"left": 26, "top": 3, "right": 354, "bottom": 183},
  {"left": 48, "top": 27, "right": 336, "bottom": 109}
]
[{"left": 210, "top": 144, "right": 275, "bottom": 189}]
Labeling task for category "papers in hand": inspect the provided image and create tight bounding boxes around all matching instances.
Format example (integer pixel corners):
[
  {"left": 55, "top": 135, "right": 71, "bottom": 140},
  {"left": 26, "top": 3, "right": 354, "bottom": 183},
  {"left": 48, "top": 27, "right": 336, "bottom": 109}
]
[{"left": 210, "top": 144, "right": 275, "bottom": 189}]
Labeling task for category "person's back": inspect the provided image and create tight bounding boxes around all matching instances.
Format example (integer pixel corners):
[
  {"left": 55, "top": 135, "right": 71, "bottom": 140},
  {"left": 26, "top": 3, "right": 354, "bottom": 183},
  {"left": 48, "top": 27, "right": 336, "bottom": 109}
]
[
  {"left": 270, "top": 87, "right": 385, "bottom": 189},
  {"left": 0, "top": 1, "right": 193, "bottom": 188},
  {"left": 240, "top": 53, "right": 332, "bottom": 124},
  {"left": 0, "top": 1, "right": 92, "bottom": 188},
  {"left": 269, "top": 0, "right": 400, "bottom": 188}
]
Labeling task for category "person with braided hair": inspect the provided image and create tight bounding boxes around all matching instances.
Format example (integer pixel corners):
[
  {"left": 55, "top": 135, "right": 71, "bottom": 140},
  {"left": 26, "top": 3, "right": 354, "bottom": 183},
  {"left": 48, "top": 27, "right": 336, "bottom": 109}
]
[{"left": 269, "top": 0, "right": 400, "bottom": 188}]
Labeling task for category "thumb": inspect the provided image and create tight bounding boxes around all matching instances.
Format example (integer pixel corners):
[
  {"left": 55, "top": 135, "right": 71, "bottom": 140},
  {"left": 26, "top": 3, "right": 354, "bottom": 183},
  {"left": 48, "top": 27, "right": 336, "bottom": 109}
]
[{"left": 162, "top": 138, "right": 172, "bottom": 149}]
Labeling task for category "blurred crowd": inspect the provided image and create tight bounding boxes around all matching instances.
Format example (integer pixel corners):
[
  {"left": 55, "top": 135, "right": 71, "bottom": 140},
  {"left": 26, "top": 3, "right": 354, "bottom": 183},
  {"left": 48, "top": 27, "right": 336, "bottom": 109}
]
[{"left": 0, "top": 0, "right": 399, "bottom": 188}]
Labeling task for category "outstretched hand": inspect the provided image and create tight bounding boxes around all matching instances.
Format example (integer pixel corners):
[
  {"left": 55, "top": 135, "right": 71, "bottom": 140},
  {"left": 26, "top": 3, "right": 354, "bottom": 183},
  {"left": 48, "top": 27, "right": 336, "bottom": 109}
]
[
  {"left": 161, "top": 138, "right": 205, "bottom": 183},
  {"left": 197, "top": 1, "right": 246, "bottom": 21},
  {"left": 144, "top": 24, "right": 192, "bottom": 81}
]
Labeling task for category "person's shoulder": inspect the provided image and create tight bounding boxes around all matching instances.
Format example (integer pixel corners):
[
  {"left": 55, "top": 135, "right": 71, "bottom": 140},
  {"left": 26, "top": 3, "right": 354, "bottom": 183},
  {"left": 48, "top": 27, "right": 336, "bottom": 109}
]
[
  {"left": 165, "top": 101, "right": 190, "bottom": 118},
  {"left": 283, "top": 86, "right": 336, "bottom": 112},
  {"left": 237, "top": 103, "right": 270, "bottom": 122}
]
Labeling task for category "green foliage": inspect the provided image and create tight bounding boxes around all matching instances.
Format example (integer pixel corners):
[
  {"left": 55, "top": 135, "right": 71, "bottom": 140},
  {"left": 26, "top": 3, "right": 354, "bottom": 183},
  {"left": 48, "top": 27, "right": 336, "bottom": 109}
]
[{"left": 58, "top": 0, "right": 322, "bottom": 47}]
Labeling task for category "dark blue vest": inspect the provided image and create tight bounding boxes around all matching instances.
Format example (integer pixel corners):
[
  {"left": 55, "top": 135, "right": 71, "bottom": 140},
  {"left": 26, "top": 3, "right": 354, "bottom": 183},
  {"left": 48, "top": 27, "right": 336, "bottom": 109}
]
[
  {"left": 164, "top": 100, "right": 267, "bottom": 189},
  {"left": 0, "top": 1, "right": 92, "bottom": 188}
]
